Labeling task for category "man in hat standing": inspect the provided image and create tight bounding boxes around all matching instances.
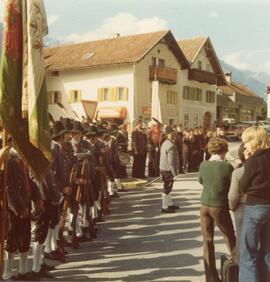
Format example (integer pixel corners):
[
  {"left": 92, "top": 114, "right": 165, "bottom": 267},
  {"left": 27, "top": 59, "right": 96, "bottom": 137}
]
[
  {"left": 159, "top": 126, "right": 180, "bottom": 213},
  {"left": 85, "top": 126, "right": 105, "bottom": 223},
  {"left": 3, "top": 148, "right": 43, "bottom": 280},
  {"left": 70, "top": 121, "right": 96, "bottom": 241},
  {"left": 132, "top": 120, "right": 147, "bottom": 179},
  {"left": 30, "top": 168, "right": 60, "bottom": 280},
  {"left": 147, "top": 119, "right": 161, "bottom": 177},
  {"left": 44, "top": 120, "right": 71, "bottom": 261}
]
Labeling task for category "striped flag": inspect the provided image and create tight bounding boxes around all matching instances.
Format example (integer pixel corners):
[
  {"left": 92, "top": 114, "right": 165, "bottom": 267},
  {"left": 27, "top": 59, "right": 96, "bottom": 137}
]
[
  {"left": 0, "top": 0, "right": 51, "bottom": 178},
  {"left": 23, "top": 0, "right": 51, "bottom": 161}
]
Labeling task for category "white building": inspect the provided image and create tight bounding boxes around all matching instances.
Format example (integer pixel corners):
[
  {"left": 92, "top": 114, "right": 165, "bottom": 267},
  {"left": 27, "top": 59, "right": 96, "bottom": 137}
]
[
  {"left": 45, "top": 30, "right": 226, "bottom": 129},
  {"left": 177, "top": 37, "right": 226, "bottom": 129}
]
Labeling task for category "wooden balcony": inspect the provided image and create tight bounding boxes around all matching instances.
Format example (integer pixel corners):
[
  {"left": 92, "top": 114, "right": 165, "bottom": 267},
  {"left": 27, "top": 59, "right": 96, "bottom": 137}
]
[
  {"left": 149, "top": 66, "right": 177, "bottom": 84},
  {"left": 188, "top": 69, "right": 217, "bottom": 85}
]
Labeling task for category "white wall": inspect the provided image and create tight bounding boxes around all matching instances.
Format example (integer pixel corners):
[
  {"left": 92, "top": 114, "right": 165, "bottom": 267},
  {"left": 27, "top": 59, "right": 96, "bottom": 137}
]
[
  {"left": 46, "top": 42, "right": 218, "bottom": 128},
  {"left": 181, "top": 46, "right": 217, "bottom": 128},
  {"left": 46, "top": 64, "right": 134, "bottom": 122},
  {"left": 135, "top": 40, "right": 181, "bottom": 124},
  {"left": 135, "top": 42, "right": 217, "bottom": 127}
]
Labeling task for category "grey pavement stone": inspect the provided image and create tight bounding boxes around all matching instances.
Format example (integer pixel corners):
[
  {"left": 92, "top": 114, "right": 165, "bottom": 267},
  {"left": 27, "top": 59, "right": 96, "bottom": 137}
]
[{"left": 50, "top": 173, "right": 230, "bottom": 282}]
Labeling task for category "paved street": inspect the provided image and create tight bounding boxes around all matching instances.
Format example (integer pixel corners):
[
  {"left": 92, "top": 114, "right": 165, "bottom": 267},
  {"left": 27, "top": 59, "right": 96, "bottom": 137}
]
[{"left": 49, "top": 172, "right": 233, "bottom": 282}]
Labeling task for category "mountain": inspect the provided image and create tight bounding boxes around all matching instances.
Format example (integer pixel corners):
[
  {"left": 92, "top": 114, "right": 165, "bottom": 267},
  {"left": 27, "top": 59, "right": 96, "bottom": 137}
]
[{"left": 220, "top": 60, "right": 269, "bottom": 99}]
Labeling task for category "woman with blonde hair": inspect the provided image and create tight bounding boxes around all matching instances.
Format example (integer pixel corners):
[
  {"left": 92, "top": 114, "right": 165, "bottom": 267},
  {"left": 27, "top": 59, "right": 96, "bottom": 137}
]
[
  {"left": 199, "top": 137, "right": 236, "bottom": 282},
  {"left": 239, "top": 126, "right": 270, "bottom": 282}
]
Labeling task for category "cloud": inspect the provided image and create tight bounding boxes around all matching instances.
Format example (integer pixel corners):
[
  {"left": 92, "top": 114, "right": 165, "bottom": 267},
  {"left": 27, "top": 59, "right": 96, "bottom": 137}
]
[
  {"left": 222, "top": 50, "right": 270, "bottom": 75},
  {"left": 47, "top": 15, "right": 59, "bottom": 26},
  {"left": 66, "top": 13, "right": 169, "bottom": 43},
  {"left": 209, "top": 10, "right": 219, "bottom": 19}
]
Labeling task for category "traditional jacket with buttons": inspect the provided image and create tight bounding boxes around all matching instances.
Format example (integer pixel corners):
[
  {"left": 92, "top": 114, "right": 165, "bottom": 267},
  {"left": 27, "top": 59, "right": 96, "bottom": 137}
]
[
  {"left": 62, "top": 141, "right": 76, "bottom": 187},
  {"left": 6, "top": 151, "right": 42, "bottom": 216},
  {"left": 52, "top": 141, "right": 65, "bottom": 193},
  {"left": 132, "top": 129, "right": 147, "bottom": 155}
]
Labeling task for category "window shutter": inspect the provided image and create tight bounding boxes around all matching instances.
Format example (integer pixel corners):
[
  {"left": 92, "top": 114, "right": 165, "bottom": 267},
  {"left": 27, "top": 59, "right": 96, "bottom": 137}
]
[
  {"left": 97, "top": 88, "right": 102, "bottom": 102},
  {"left": 58, "top": 91, "right": 62, "bottom": 103},
  {"left": 123, "top": 87, "right": 128, "bottom": 101},
  {"left": 112, "top": 87, "right": 117, "bottom": 101},
  {"left": 78, "top": 90, "right": 82, "bottom": 102},
  {"left": 109, "top": 88, "right": 116, "bottom": 101},
  {"left": 68, "top": 91, "right": 72, "bottom": 104},
  {"left": 47, "top": 92, "right": 52, "bottom": 104},
  {"left": 108, "top": 88, "right": 112, "bottom": 101}
]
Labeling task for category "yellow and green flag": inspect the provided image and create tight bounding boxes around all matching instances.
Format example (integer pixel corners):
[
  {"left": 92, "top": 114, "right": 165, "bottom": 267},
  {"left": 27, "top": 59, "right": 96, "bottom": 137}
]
[{"left": 0, "top": 0, "right": 51, "bottom": 178}]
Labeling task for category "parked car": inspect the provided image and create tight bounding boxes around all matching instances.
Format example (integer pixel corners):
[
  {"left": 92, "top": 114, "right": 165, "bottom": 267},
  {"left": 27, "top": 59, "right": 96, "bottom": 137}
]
[
  {"left": 225, "top": 123, "right": 248, "bottom": 141},
  {"left": 241, "top": 120, "right": 270, "bottom": 129}
]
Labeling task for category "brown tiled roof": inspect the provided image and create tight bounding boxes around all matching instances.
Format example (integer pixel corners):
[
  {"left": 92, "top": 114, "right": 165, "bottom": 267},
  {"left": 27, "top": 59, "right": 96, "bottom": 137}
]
[
  {"left": 177, "top": 37, "right": 207, "bottom": 63},
  {"left": 230, "top": 81, "right": 257, "bottom": 97},
  {"left": 220, "top": 80, "right": 260, "bottom": 98},
  {"left": 45, "top": 30, "right": 189, "bottom": 71},
  {"left": 177, "top": 37, "right": 226, "bottom": 86}
]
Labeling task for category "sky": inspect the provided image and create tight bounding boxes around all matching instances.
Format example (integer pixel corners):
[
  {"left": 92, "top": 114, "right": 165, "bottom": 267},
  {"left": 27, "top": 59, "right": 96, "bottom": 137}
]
[{"left": 1, "top": 0, "right": 270, "bottom": 75}]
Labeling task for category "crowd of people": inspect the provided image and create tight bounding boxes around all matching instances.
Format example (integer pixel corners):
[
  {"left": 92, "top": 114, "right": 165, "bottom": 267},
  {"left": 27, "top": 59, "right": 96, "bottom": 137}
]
[
  {"left": 198, "top": 127, "right": 270, "bottom": 282},
  {"left": 1, "top": 118, "right": 132, "bottom": 281},
  {"left": 158, "top": 124, "right": 270, "bottom": 281},
  {"left": 1, "top": 116, "right": 269, "bottom": 282}
]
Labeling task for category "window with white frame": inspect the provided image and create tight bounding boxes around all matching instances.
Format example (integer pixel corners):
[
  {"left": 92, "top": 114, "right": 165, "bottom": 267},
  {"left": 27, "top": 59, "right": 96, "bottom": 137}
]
[
  {"left": 68, "top": 90, "right": 81, "bottom": 104},
  {"left": 103, "top": 88, "right": 109, "bottom": 101},
  {"left": 53, "top": 91, "right": 61, "bottom": 103},
  {"left": 158, "top": 58, "right": 165, "bottom": 67},
  {"left": 167, "top": 90, "right": 177, "bottom": 105},
  {"left": 184, "top": 113, "right": 189, "bottom": 128},
  {"left": 194, "top": 114, "right": 198, "bottom": 127},
  {"left": 206, "top": 90, "right": 215, "bottom": 103},
  {"left": 117, "top": 87, "right": 124, "bottom": 100},
  {"left": 152, "top": 57, "right": 157, "bottom": 67},
  {"left": 169, "top": 118, "right": 175, "bottom": 126},
  {"left": 48, "top": 91, "right": 61, "bottom": 104}
]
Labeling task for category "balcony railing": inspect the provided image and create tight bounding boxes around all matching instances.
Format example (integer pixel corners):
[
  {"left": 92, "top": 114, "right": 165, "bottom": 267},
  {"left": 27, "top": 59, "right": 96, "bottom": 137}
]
[
  {"left": 149, "top": 66, "right": 177, "bottom": 84},
  {"left": 188, "top": 69, "right": 217, "bottom": 85}
]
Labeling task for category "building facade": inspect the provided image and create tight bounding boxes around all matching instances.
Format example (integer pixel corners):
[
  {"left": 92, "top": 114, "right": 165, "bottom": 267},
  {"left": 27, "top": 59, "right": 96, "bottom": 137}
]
[
  {"left": 45, "top": 31, "right": 227, "bottom": 129},
  {"left": 217, "top": 73, "right": 264, "bottom": 123}
]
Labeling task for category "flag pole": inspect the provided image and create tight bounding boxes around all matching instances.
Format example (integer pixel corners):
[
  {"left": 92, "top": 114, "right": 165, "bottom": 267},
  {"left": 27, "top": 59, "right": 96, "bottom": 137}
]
[{"left": 0, "top": 129, "right": 8, "bottom": 279}]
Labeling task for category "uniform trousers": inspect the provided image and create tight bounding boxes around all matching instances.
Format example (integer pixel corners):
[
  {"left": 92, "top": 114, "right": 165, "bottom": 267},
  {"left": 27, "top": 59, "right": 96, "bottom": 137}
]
[
  {"left": 132, "top": 153, "right": 146, "bottom": 178},
  {"left": 160, "top": 170, "right": 174, "bottom": 195},
  {"left": 33, "top": 201, "right": 60, "bottom": 244},
  {"left": 6, "top": 210, "right": 31, "bottom": 253},
  {"left": 148, "top": 149, "right": 160, "bottom": 177}
]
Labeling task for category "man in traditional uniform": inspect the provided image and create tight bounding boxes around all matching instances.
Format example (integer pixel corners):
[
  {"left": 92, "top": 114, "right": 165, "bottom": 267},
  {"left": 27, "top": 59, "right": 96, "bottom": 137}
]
[
  {"left": 174, "top": 124, "right": 183, "bottom": 174},
  {"left": 3, "top": 148, "right": 43, "bottom": 280},
  {"left": 30, "top": 168, "right": 60, "bottom": 279},
  {"left": 44, "top": 120, "right": 71, "bottom": 261},
  {"left": 159, "top": 127, "right": 180, "bottom": 213},
  {"left": 100, "top": 130, "right": 119, "bottom": 199},
  {"left": 70, "top": 121, "right": 96, "bottom": 241},
  {"left": 85, "top": 126, "right": 105, "bottom": 222},
  {"left": 115, "top": 125, "right": 128, "bottom": 179},
  {"left": 147, "top": 119, "right": 161, "bottom": 177},
  {"left": 131, "top": 120, "right": 147, "bottom": 179}
]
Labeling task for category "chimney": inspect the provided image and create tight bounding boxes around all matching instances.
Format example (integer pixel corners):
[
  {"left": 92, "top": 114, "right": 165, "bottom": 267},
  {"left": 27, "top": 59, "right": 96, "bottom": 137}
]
[
  {"left": 111, "top": 33, "right": 121, "bottom": 38},
  {"left": 225, "top": 72, "right": 232, "bottom": 83}
]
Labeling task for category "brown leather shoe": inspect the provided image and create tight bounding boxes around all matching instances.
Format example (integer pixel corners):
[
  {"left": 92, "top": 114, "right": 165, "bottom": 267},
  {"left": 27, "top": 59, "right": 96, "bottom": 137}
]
[
  {"left": 168, "top": 205, "right": 179, "bottom": 210},
  {"left": 161, "top": 208, "right": 176, "bottom": 213}
]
